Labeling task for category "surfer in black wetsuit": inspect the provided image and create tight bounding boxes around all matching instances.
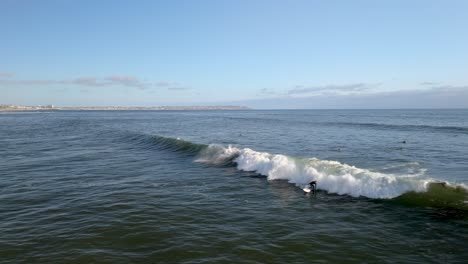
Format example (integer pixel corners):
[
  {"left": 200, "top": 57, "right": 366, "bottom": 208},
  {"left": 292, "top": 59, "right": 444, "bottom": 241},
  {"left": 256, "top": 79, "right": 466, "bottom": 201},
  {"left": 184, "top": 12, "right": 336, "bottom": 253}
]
[{"left": 309, "top": 181, "right": 317, "bottom": 194}]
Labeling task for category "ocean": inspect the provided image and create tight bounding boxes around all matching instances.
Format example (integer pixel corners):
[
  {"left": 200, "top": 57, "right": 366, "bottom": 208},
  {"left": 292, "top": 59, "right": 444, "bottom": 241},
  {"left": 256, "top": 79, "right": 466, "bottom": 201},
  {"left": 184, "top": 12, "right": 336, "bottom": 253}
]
[{"left": 1, "top": 109, "right": 467, "bottom": 263}]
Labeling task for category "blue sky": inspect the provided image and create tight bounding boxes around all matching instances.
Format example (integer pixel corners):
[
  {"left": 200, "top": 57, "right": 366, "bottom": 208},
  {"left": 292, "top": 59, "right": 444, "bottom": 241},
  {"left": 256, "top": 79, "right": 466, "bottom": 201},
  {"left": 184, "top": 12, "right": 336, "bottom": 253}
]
[{"left": 1, "top": 0, "right": 467, "bottom": 108}]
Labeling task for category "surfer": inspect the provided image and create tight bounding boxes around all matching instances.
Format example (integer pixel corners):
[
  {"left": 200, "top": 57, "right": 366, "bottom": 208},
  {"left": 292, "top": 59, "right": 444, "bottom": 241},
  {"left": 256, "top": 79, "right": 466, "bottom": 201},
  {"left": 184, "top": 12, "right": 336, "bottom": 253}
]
[{"left": 308, "top": 181, "right": 317, "bottom": 194}]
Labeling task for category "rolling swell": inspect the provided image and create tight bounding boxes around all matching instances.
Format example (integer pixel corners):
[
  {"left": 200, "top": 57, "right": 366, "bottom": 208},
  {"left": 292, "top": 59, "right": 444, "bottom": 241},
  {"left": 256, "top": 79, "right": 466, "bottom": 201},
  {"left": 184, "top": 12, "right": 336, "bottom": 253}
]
[
  {"left": 141, "top": 135, "right": 468, "bottom": 210},
  {"left": 392, "top": 182, "right": 468, "bottom": 210},
  {"left": 224, "top": 116, "right": 468, "bottom": 134},
  {"left": 149, "top": 136, "right": 206, "bottom": 154},
  {"left": 322, "top": 122, "right": 468, "bottom": 134},
  {"left": 124, "top": 133, "right": 207, "bottom": 154}
]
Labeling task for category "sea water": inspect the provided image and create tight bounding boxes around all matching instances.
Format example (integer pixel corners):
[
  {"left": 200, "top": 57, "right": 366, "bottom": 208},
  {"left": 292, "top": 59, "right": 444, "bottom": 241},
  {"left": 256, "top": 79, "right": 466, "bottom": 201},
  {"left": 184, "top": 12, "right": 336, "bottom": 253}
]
[{"left": 1, "top": 109, "right": 467, "bottom": 263}]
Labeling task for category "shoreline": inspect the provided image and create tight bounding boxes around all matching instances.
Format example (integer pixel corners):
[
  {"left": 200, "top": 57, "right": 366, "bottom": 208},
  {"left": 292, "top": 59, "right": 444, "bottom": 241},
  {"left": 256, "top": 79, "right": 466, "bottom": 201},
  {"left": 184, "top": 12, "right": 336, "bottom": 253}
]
[{"left": 0, "top": 105, "right": 251, "bottom": 111}]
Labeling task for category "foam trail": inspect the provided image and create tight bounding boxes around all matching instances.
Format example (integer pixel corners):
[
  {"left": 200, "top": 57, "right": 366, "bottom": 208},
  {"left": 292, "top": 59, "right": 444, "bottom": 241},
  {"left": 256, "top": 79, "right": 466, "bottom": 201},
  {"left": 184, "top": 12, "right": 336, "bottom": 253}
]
[{"left": 197, "top": 144, "right": 429, "bottom": 199}]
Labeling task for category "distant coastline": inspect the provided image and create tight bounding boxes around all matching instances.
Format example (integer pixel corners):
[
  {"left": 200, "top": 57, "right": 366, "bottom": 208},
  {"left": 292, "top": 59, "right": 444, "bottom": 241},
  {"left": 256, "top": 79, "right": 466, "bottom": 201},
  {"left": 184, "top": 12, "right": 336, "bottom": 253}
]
[{"left": 0, "top": 104, "right": 251, "bottom": 111}]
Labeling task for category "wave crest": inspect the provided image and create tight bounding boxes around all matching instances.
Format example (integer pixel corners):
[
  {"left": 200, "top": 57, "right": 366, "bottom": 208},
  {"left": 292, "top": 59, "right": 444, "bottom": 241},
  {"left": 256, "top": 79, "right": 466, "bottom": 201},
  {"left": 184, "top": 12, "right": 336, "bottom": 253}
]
[{"left": 230, "top": 147, "right": 427, "bottom": 199}]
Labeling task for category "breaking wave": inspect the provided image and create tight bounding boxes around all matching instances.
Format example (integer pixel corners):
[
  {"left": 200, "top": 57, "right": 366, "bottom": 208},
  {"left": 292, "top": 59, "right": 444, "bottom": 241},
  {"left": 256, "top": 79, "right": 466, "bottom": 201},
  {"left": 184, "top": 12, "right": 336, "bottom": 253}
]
[
  {"left": 196, "top": 144, "right": 430, "bottom": 199},
  {"left": 146, "top": 135, "right": 468, "bottom": 210}
]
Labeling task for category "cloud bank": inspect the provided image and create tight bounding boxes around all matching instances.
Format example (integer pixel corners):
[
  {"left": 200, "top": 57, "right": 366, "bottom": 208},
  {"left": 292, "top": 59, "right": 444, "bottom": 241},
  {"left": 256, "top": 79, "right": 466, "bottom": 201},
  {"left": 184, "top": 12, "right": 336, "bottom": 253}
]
[
  {"left": 247, "top": 84, "right": 468, "bottom": 109},
  {"left": 0, "top": 72, "right": 14, "bottom": 78},
  {"left": 0, "top": 75, "right": 150, "bottom": 89},
  {"left": 287, "top": 83, "right": 379, "bottom": 96},
  {"left": 155, "top": 81, "right": 190, "bottom": 91}
]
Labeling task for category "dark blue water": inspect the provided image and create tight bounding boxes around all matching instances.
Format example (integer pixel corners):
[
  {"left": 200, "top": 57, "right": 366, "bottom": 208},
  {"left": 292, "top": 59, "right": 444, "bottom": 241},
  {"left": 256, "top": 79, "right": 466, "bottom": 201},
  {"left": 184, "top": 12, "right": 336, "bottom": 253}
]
[{"left": 1, "top": 110, "right": 467, "bottom": 263}]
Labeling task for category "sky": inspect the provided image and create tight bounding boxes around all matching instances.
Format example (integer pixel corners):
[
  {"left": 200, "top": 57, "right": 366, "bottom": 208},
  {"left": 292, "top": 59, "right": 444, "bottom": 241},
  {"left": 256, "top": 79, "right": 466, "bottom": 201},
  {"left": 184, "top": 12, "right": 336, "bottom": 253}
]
[{"left": 1, "top": 0, "right": 468, "bottom": 109}]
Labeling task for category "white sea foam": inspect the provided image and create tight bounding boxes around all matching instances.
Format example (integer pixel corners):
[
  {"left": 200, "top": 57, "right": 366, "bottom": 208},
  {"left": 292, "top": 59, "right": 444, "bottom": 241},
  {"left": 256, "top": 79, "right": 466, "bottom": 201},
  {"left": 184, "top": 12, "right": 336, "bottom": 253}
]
[
  {"left": 197, "top": 144, "right": 429, "bottom": 199},
  {"left": 195, "top": 144, "right": 240, "bottom": 164}
]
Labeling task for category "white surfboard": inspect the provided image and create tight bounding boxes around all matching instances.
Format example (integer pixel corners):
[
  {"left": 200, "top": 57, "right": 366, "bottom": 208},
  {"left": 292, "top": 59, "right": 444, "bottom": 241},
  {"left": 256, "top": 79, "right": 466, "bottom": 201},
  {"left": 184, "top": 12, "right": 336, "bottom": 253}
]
[{"left": 303, "top": 187, "right": 311, "bottom": 193}]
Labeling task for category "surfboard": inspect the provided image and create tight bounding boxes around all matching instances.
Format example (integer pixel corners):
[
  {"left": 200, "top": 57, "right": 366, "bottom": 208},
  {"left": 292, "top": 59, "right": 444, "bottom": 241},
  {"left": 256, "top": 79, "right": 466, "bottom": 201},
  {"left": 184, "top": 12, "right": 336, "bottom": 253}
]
[{"left": 303, "top": 187, "right": 311, "bottom": 193}]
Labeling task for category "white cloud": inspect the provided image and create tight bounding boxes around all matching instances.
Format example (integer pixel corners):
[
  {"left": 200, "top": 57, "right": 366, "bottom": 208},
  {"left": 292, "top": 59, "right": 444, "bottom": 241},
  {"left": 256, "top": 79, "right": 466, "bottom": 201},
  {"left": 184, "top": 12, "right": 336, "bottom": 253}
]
[
  {"left": 106, "top": 75, "right": 148, "bottom": 89},
  {"left": 287, "top": 83, "right": 380, "bottom": 96},
  {"left": 155, "top": 81, "right": 177, "bottom": 87},
  {"left": 167, "top": 86, "right": 191, "bottom": 91},
  {"left": 0, "top": 74, "right": 150, "bottom": 89},
  {"left": 420, "top": 81, "right": 440, "bottom": 86},
  {"left": 70, "top": 77, "right": 103, "bottom": 86},
  {"left": 258, "top": 88, "right": 278, "bottom": 95},
  {"left": 0, "top": 72, "right": 14, "bottom": 78}
]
